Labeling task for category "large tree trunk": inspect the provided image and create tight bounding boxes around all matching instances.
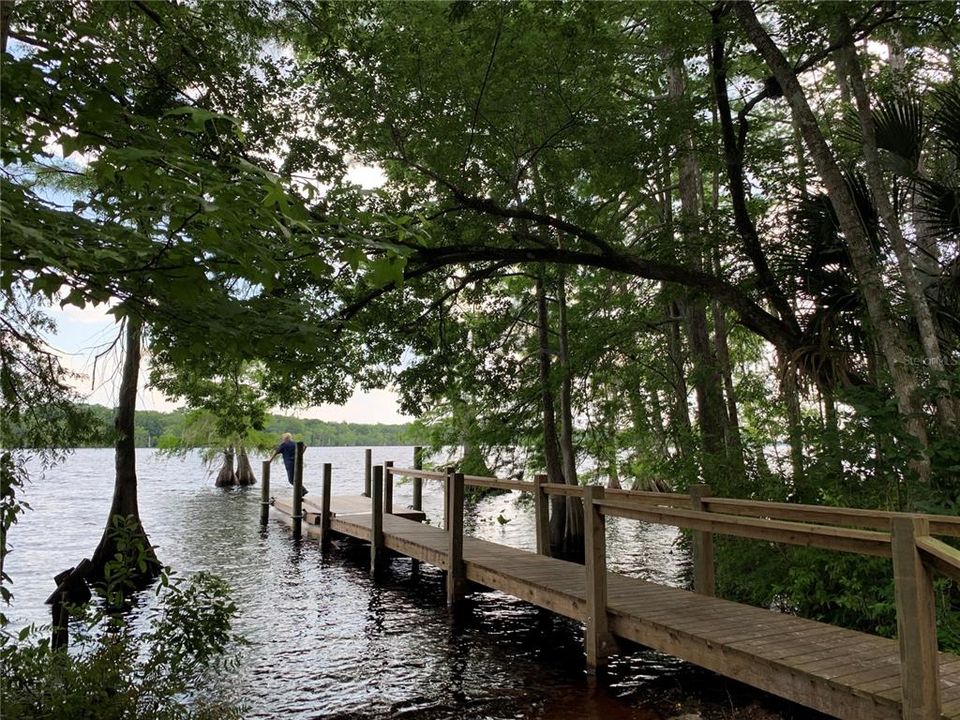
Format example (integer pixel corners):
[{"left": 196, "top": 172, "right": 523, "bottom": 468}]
[
  {"left": 668, "top": 54, "right": 732, "bottom": 489},
  {"left": 89, "top": 316, "right": 159, "bottom": 586},
  {"left": 556, "top": 270, "right": 584, "bottom": 562},
  {"left": 779, "top": 352, "right": 807, "bottom": 498},
  {"left": 735, "top": 3, "right": 931, "bottom": 480},
  {"left": 536, "top": 269, "right": 565, "bottom": 551},
  {"left": 236, "top": 447, "right": 256, "bottom": 486},
  {"left": 835, "top": 24, "right": 957, "bottom": 433},
  {"left": 215, "top": 449, "right": 237, "bottom": 487}
]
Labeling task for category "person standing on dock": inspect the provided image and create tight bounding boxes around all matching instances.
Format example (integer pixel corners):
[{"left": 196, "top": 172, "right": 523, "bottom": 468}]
[{"left": 270, "top": 433, "right": 307, "bottom": 497}]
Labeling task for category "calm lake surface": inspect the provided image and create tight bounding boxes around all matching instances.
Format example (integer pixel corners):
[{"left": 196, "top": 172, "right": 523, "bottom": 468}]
[{"left": 7, "top": 447, "right": 789, "bottom": 719}]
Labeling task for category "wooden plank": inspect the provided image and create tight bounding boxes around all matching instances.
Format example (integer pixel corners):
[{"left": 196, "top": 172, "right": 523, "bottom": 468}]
[
  {"left": 541, "top": 482, "right": 584, "bottom": 497},
  {"left": 387, "top": 466, "right": 446, "bottom": 481},
  {"left": 463, "top": 475, "right": 530, "bottom": 492},
  {"left": 703, "top": 497, "right": 960, "bottom": 537},
  {"left": 597, "top": 499, "right": 893, "bottom": 557},
  {"left": 892, "top": 515, "right": 941, "bottom": 720},
  {"left": 917, "top": 536, "right": 960, "bottom": 583}
]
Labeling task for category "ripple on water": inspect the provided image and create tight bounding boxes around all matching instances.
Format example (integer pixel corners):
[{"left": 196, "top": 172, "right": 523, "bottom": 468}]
[{"left": 9, "top": 448, "right": 714, "bottom": 720}]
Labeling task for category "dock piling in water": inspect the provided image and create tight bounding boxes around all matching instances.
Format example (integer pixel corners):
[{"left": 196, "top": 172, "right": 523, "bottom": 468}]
[
  {"left": 260, "top": 460, "right": 271, "bottom": 525},
  {"left": 370, "top": 465, "right": 384, "bottom": 575},
  {"left": 292, "top": 442, "right": 304, "bottom": 540},
  {"left": 446, "top": 470, "right": 465, "bottom": 607},
  {"left": 320, "top": 463, "right": 332, "bottom": 547}
]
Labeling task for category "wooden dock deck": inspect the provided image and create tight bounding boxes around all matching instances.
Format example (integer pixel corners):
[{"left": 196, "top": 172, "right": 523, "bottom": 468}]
[
  {"left": 261, "top": 456, "right": 960, "bottom": 720},
  {"left": 270, "top": 497, "right": 960, "bottom": 720}
]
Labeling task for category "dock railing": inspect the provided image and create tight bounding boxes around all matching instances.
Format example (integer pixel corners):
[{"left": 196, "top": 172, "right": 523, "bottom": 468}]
[{"left": 385, "top": 463, "right": 960, "bottom": 719}]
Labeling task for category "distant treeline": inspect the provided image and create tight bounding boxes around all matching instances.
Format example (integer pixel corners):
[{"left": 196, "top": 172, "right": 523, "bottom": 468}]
[{"left": 77, "top": 404, "right": 424, "bottom": 448}]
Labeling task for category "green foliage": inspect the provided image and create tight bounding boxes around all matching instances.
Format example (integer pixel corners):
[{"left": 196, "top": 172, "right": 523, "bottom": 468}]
[{"left": 0, "top": 516, "right": 243, "bottom": 719}]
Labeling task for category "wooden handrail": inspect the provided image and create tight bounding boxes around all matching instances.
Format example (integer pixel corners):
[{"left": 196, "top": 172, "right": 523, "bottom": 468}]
[
  {"left": 541, "top": 482, "right": 584, "bottom": 497},
  {"left": 387, "top": 465, "right": 960, "bottom": 537},
  {"left": 389, "top": 467, "right": 447, "bottom": 481},
  {"left": 594, "top": 498, "right": 893, "bottom": 557},
  {"left": 606, "top": 487, "right": 689, "bottom": 506},
  {"left": 463, "top": 474, "right": 529, "bottom": 492},
  {"left": 703, "top": 497, "right": 960, "bottom": 537},
  {"left": 917, "top": 536, "right": 960, "bottom": 583}
]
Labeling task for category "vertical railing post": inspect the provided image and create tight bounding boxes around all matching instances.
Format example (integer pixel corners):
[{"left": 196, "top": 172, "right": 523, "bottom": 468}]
[
  {"left": 370, "top": 466, "right": 384, "bottom": 576},
  {"left": 534, "top": 473, "right": 550, "bottom": 557},
  {"left": 447, "top": 470, "right": 466, "bottom": 607},
  {"left": 320, "top": 462, "right": 332, "bottom": 547},
  {"left": 260, "top": 460, "right": 271, "bottom": 525},
  {"left": 412, "top": 446, "right": 423, "bottom": 511},
  {"left": 292, "top": 442, "right": 304, "bottom": 540},
  {"left": 690, "top": 483, "right": 715, "bottom": 596},
  {"left": 443, "top": 466, "right": 453, "bottom": 530},
  {"left": 583, "top": 485, "right": 611, "bottom": 670},
  {"left": 363, "top": 448, "right": 372, "bottom": 497},
  {"left": 384, "top": 460, "right": 394, "bottom": 515},
  {"left": 892, "top": 515, "right": 940, "bottom": 720}
]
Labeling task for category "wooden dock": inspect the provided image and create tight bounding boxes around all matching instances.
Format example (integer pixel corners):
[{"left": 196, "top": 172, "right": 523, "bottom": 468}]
[{"left": 262, "top": 458, "right": 960, "bottom": 720}]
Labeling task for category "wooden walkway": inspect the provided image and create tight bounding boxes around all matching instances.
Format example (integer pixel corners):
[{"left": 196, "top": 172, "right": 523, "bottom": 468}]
[{"left": 269, "top": 495, "right": 960, "bottom": 720}]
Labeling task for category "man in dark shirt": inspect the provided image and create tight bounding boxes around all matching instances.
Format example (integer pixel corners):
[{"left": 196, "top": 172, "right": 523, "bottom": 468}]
[{"left": 270, "top": 433, "right": 307, "bottom": 497}]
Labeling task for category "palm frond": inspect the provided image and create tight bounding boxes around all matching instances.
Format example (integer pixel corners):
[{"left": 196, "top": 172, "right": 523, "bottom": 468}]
[
  {"left": 873, "top": 94, "right": 925, "bottom": 176},
  {"left": 916, "top": 178, "right": 960, "bottom": 242},
  {"left": 931, "top": 82, "right": 960, "bottom": 160}
]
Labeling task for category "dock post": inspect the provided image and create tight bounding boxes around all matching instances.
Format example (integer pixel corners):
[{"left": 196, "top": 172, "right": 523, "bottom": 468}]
[
  {"left": 443, "top": 466, "right": 453, "bottom": 529},
  {"left": 370, "top": 465, "right": 384, "bottom": 576},
  {"left": 363, "top": 448, "right": 372, "bottom": 497},
  {"left": 384, "top": 460, "right": 394, "bottom": 515},
  {"left": 689, "top": 483, "right": 715, "bottom": 596},
  {"left": 412, "top": 446, "right": 423, "bottom": 511},
  {"left": 534, "top": 473, "right": 550, "bottom": 557},
  {"left": 260, "top": 460, "right": 271, "bottom": 525},
  {"left": 447, "top": 470, "right": 466, "bottom": 607},
  {"left": 892, "top": 515, "right": 940, "bottom": 720},
  {"left": 583, "top": 485, "right": 611, "bottom": 670},
  {"left": 320, "top": 462, "right": 332, "bottom": 547},
  {"left": 292, "top": 442, "right": 304, "bottom": 540}
]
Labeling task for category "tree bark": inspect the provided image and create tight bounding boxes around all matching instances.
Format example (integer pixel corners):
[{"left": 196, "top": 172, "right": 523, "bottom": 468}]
[
  {"left": 734, "top": 2, "right": 931, "bottom": 480},
  {"left": 215, "top": 449, "right": 237, "bottom": 487},
  {"left": 668, "top": 54, "right": 731, "bottom": 488},
  {"left": 89, "top": 315, "right": 159, "bottom": 585},
  {"left": 236, "top": 447, "right": 256, "bottom": 486},
  {"left": 834, "top": 22, "right": 957, "bottom": 433},
  {"left": 708, "top": 15, "right": 801, "bottom": 336},
  {"left": 536, "top": 269, "right": 565, "bottom": 551},
  {"left": 556, "top": 269, "right": 584, "bottom": 562}
]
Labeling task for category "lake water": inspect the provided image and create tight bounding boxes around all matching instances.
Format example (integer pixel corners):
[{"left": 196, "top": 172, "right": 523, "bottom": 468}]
[{"left": 6, "top": 447, "right": 806, "bottom": 719}]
